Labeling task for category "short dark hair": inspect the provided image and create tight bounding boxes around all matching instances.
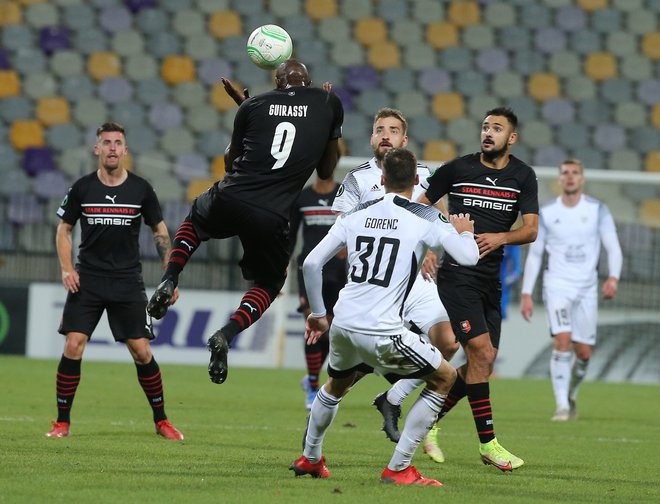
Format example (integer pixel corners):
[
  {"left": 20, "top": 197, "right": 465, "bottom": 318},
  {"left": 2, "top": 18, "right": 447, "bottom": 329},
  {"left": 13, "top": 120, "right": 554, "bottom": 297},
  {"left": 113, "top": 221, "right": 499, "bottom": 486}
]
[
  {"left": 96, "top": 122, "right": 126, "bottom": 137},
  {"left": 484, "top": 107, "right": 518, "bottom": 130},
  {"left": 382, "top": 148, "right": 416, "bottom": 192},
  {"left": 374, "top": 107, "right": 408, "bottom": 136}
]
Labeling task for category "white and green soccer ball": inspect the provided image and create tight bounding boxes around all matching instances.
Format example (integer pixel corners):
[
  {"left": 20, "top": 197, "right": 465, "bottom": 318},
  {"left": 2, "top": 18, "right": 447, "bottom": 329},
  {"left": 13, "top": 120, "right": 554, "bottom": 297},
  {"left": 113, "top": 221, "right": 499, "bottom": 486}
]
[{"left": 247, "top": 24, "right": 293, "bottom": 70}]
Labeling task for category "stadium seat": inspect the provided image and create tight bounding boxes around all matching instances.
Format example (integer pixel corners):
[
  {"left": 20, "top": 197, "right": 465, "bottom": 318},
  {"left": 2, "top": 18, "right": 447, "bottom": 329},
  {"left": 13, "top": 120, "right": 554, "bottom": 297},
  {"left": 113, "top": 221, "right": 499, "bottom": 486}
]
[
  {"left": 394, "top": 90, "right": 427, "bottom": 118},
  {"left": 209, "top": 10, "right": 242, "bottom": 39},
  {"left": 330, "top": 86, "right": 355, "bottom": 113},
  {"left": 476, "top": 47, "right": 509, "bottom": 75},
  {"left": 125, "top": 125, "right": 158, "bottom": 154},
  {"left": 640, "top": 200, "right": 660, "bottom": 226},
  {"left": 160, "top": 128, "right": 195, "bottom": 157},
  {"left": 72, "top": 97, "right": 108, "bottom": 127},
  {"left": 149, "top": 103, "right": 183, "bottom": 131},
  {"left": 126, "top": 0, "right": 157, "bottom": 13},
  {"left": 418, "top": 68, "right": 451, "bottom": 95},
  {"left": 641, "top": 32, "right": 660, "bottom": 60},
  {"left": 381, "top": 68, "right": 414, "bottom": 95},
  {"left": 569, "top": 30, "right": 602, "bottom": 54},
  {"left": 75, "top": 27, "right": 111, "bottom": 55},
  {"left": 440, "top": 46, "right": 472, "bottom": 72},
  {"left": 630, "top": 126, "right": 660, "bottom": 153},
  {"left": 565, "top": 75, "right": 597, "bottom": 100},
  {"left": 513, "top": 48, "right": 545, "bottom": 76},
  {"left": 8, "top": 194, "right": 42, "bottom": 225},
  {"left": 210, "top": 81, "right": 241, "bottom": 112},
  {"left": 528, "top": 73, "right": 561, "bottom": 101},
  {"left": 134, "top": 151, "right": 170, "bottom": 182},
  {"left": 577, "top": 98, "right": 609, "bottom": 126},
  {"left": 13, "top": 46, "right": 47, "bottom": 76},
  {"left": 185, "top": 33, "right": 217, "bottom": 60},
  {"left": 23, "top": 3, "right": 58, "bottom": 29},
  {"left": 541, "top": 98, "right": 574, "bottom": 125},
  {"left": 36, "top": 97, "right": 70, "bottom": 126},
  {"left": 186, "top": 178, "right": 215, "bottom": 202},
  {"left": 271, "top": 0, "right": 305, "bottom": 18},
  {"left": 556, "top": 5, "right": 587, "bottom": 31},
  {"left": 626, "top": 8, "right": 655, "bottom": 36},
  {"left": 354, "top": 18, "right": 388, "bottom": 47},
  {"left": 305, "top": 0, "right": 337, "bottom": 21},
  {"left": 318, "top": 17, "right": 350, "bottom": 44},
  {"left": 391, "top": 19, "right": 423, "bottom": 47},
  {"left": 124, "top": 53, "right": 158, "bottom": 81},
  {"left": 22, "top": 146, "right": 55, "bottom": 177},
  {"left": 99, "top": 5, "right": 133, "bottom": 33},
  {"left": 638, "top": 79, "right": 660, "bottom": 106},
  {"left": 492, "top": 71, "right": 524, "bottom": 98},
  {"left": 377, "top": 0, "right": 407, "bottom": 22},
  {"left": 0, "top": 2, "right": 22, "bottom": 27},
  {"left": 409, "top": 116, "right": 443, "bottom": 143},
  {"left": 39, "top": 26, "right": 71, "bottom": 55},
  {"left": 644, "top": 150, "right": 660, "bottom": 172},
  {"left": 99, "top": 77, "right": 133, "bottom": 104},
  {"left": 446, "top": 118, "right": 478, "bottom": 148},
  {"left": 135, "top": 6, "right": 168, "bottom": 35},
  {"left": 519, "top": 120, "right": 553, "bottom": 148},
  {"left": 111, "top": 29, "right": 145, "bottom": 57},
  {"left": 423, "top": 140, "right": 456, "bottom": 163},
  {"left": 10, "top": 120, "right": 45, "bottom": 151},
  {"left": 534, "top": 27, "right": 566, "bottom": 54},
  {"left": 426, "top": 22, "right": 459, "bottom": 50},
  {"left": 172, "top": 9, "right": 204, "bottom": 37},
  {"left": 431, "top": 92, "right": 464, "bottom": 122},
  {"left": 173, "top": 81, "right": 206, "bottom": 109},
  {"left": 148, "top": 32, "right": 183, "bottom": 59},
  {"left": 533, "top": 145, "right": 567, "bottom": 168},
  {"left": 87, "top": 52, "right": 122, "bottom": 81},
  {"left": 161, "top": 55, "right": 196, "bottom": 85},
  {"left": 454, "top": 70, "right": 487, "bottom": 98},
  {"left": 482, "top": 2, "right": 515, "bottom": 27},
  {"left": 463, "top": 25, "right": 494, "bottom": 50},
  {"left": 467, "top": 95, "right": 499, "bottom": 121},
  {"left": 198, "top": 57, "right": 232, "bottom": 86},
  {"left": 136, "top": 78, "right": 169, "bottom": 105},
  {"left": 577, "top": 0, "right": 607, "bottom": 11},
  {"left": 0, "top": 70, "right": 21, "bottom": 98},
  {"left": 556, "top": 123, "right": 590, "bottom": 150},
  {"left": 197, "top": 131, "right": 231, "bottom": 158},
  {"left": 151, "top": 174, "right": 186, "bottom": 203},
  {"left": 402, "top": 43, "right": 437, "bottom": 71},
  {"left": 60, "top": 74, "right": 94, "bottom": 102},
  {"left": 47, "top": 123, "right": 83, "bottom": 150},
  {"left": 23, "top": 72, "right": 58, "bottom": 100},
  {"left": 0, "top": 48, "right": 10, "bottom": 70},
  {"left": 357, "top": 90, "right": 392, "bottom": 117},
  {"left": 520, "top": 3, "right": 551, "bottom": 29},
  {"left": 548, "top": 51, "right": 580, "bottom": 78},
  {"left": 33, "top": 169, "right": 70, "bottom": 200},
  {"left": 367, "top": 41, "right": 400, "bottom": 70},
  {"left": 608, "top": 149, "right": 641, "bottom": 172},
  {"left": 621, "top": 54, "right": 652, "bottom": 81},
  {"left": 345, "top": 65, "right": 379, "bottom": 92},
  {"left": 606, "top": 31, "right": 636, "bottom": 58},
  {"left": 330, "top": 40, "right": 364, "bottom": 67},
  {"left": 448, "top": 1, "right": 480, "bottom": 27},
  {"left": 584, "top": 52, "right": 617, "bottom": 80},
  {"left": 498, "top": 26, "right": 531, "bottom": 52},
  {"left": 593, "top": 124, "right": 625, "bottom": 152},
  {"left": 614, "top": 102, "right": 645, "bottom": 129},
  {"left": 211, "top": 155, "right": 226, "bottom": 180},
  {"left": 340, "top": 111, "right": 370, "bottom": 140},
  {"left": 412, "top": 0, "right": 443, "bottom": 23},
  {"left": 175, "top": 153, "right": 209, "bottom": 183}
]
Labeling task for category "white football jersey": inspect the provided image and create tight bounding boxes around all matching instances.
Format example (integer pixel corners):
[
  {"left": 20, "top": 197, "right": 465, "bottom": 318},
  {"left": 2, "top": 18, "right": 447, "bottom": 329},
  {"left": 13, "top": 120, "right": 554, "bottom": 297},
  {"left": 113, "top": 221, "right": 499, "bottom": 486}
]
[
  {"left": 303, "top": 193, "right": 478, "bottom": 334},
  {"left": 521, "top": 194, "right": 622, "bottom": 292},
  {"left": 332, "top": 157, "right": 431, "bottom": 214}
]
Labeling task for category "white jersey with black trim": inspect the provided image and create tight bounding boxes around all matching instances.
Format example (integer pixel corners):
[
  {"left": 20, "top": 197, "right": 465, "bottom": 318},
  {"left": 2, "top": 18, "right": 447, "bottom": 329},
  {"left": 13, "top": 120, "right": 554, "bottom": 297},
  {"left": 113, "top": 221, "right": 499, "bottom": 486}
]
[
  {"left": 521, "top": 194, "right": 622, "bottom": 293},
  {"left": 332, "top": 157, "right": 431, "bottom": 214},
  {"left": 303, "top": 193, "right": 479, "bottom": 334}
]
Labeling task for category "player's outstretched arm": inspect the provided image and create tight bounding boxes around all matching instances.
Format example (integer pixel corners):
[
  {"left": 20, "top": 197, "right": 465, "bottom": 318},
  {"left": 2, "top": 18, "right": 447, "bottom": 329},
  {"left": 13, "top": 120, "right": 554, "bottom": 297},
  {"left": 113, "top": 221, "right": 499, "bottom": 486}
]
[{"left": 220, "top": 77, "right": 249, "bottom": 106}]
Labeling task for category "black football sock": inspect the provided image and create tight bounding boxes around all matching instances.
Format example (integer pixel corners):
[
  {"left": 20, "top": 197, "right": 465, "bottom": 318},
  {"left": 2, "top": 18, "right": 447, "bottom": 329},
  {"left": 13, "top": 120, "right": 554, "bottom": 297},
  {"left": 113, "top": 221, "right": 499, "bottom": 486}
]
[
  {"left": 136, "top": 357, "right": 167, "bottom": 423},
  {"left": 55, "top": 355, "right": 82, "bottom": 423}
]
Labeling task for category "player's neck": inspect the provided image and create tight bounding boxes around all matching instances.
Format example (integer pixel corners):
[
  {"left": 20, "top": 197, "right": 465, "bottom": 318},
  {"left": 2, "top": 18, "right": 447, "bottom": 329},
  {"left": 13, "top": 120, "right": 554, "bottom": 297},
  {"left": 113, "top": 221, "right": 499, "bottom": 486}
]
[
  {"left": 561, "top": 191, "right": 582, "bottom": 207},
  {"left": 97, "top": 166, "right": 128, "bottom": 187},
  {"left": 480, "top": 152, "right": 510, "bottom": 170}
]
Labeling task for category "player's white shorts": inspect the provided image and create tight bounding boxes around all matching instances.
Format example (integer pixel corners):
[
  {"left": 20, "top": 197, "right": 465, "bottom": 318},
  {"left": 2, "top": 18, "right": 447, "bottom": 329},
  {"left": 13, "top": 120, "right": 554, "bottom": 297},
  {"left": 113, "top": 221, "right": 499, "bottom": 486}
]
[
  {"left": 542, "top": 284, "right": 598, "bottom": 345},
  {"left": 403, "top": 273, "right": 449, "bottom": 334},
  {"left": 328, "top": 324, "right": 442, "bottom": 378}
]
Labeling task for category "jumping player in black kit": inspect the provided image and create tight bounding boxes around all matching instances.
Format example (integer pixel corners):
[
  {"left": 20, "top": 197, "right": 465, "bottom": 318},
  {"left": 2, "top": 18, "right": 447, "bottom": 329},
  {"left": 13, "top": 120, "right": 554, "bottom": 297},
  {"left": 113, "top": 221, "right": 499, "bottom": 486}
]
[
  {"left": 418, "top": 107, "right": 539, "bottom": 471},
  {"left": 147, "top": 59, "right": 344, "bottom": 385},
  {"left": 290, "top": 172, "right": 347, "bottom": 409},
  {"left": 46, "top": 122, "right": 184, "bottom": 441}
]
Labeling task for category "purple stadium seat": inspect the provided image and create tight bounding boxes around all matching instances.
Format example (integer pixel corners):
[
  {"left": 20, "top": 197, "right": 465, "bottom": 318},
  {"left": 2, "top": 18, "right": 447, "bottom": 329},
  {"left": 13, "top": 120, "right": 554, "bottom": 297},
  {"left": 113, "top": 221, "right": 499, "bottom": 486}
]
[
  {"left": 99, "top": 6, "right": 133, "bottom": 33},
  {"left": 637, "top": 79, "right": 660, "bottom": 106},
  {"left": 8, "top": 194, "right": 43, "bottom": 225},
  {"left": 541, "top": 98, "right": 575, "bottom": 125},
  {"left": 345, "top": 65, "right": 380, "bottom": 92},
  {"left": 0, "top": 48, "right": 11, "bottom": 69},
  {"left": 99, "top": 77, "right": 134, "bottom": 104},
  {"left": 476, "top": 48, "right": 509, "bottom": 74},
  {"left": 534, "top": 27, "right": 566, "bottom": 54},
  {"left": 198, "top": 58, "right": 232, "bottom": 86},
  {"left": 126, "top": 0, "right": 157, "bottom": 13},
  {"left": 418, "top": 68, "right": 451, "bottom": 95},
  {"left": 22, "top": 147, "right": 56, "bottom": 177},
  {"left": 330, "top": 86, "right": 356, "bottom": 113},
  {"left": 33, "top": 170, "right": 71, "bottom": 201},
  {"left": 174, "top": 153, "right": 208, "bottom": 183},
  {"left": 39, "top": 27, "right": 71, "bottom": 55},
  {"left": 148, "top": 102, "right": 183, "bottom": 131},
  {"left": 555, "top": 5, "right": 587, "bottom": 32}
]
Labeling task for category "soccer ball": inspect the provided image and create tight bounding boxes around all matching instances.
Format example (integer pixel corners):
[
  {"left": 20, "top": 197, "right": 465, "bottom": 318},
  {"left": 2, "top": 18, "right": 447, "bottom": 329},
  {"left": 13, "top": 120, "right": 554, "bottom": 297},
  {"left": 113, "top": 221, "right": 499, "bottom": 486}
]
[{"left": 246, "top": 24, "right": 293, "bottom": 70}]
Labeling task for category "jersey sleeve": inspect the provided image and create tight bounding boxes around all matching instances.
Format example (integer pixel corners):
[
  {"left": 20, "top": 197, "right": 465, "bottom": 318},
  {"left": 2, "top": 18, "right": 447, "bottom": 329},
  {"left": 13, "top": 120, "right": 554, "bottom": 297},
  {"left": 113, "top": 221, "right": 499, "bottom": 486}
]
[
  {"left": 424, "top": 160, "right": 455, "bottom": 204},
  {"left": 327, "top": 92, "right": 344, "bottom": 139},
  {"left": 426, "top": 219, "right": 479, "bottom": 266},
  {"left": 518, "top": 167, "right": 539, "bottom": 216},
  {"left": 520, "top": 211, "right": 547, "bottom": 294},
  {"left": 141, "top": 181, "right": 164, "bottom": 227},
  {"left": 331, "top": 171, "right": 361, "bottom": 213},
  {"left": 56, "top": 180, "right": 83, "bottom": 225},
  {"left": 302, "top": 218, "right": 346, "bottom": 317},
  {"left": 598, "top": 203, "right": 623, "bottom": 279}
]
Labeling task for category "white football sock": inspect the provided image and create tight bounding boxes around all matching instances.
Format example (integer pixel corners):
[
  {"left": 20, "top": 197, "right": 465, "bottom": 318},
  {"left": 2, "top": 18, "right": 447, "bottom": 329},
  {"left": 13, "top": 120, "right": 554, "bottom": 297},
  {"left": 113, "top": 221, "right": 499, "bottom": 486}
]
[
  {"left": 388, "top": 388, "right": 446, "bottom": 471},
  {"left": 550, "top": 350, "right": 572, "bottom": 410},
  {"left": 386, "top": 378, "right": 424, "bottom": 406},
  {"left": 303, "top": 386, "right": 341, "bottom": 463}
]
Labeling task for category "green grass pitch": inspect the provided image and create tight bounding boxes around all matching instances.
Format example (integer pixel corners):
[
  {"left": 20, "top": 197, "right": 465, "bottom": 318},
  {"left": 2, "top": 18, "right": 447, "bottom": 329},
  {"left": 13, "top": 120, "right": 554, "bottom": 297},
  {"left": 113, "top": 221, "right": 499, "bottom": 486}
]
[{"left": 1, "top": 355, "right": 659, "bottom": 504}]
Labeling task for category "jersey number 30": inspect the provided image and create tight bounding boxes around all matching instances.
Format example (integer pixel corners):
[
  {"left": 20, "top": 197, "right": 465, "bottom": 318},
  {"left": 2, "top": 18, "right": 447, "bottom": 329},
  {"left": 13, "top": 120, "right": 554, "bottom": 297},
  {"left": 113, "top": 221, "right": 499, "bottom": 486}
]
[
  {"left": 271, "top": 121, "right": 296, "bottom": 170},
  {"left": 350, "top": 236, "right": 400, "bottom": 288}
]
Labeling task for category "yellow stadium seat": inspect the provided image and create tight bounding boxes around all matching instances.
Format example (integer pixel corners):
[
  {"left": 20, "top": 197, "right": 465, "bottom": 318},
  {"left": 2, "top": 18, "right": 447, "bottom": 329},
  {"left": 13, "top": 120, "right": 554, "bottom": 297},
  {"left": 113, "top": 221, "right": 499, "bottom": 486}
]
[
  {"left": 36, "top": 97, "right": 70, "bottom": 126},
  {"left": 0, "top": 1, "right": 22, "bottom": 26},
  {"left": 209, "top": 11, "right": 242, "bottom": 40},
  {"left": 641, "top": 32, "right": 660, "bottom": 61},
  {"left": 645, "top": 150, "right": 660, "bottom": 172},
  {"left": 354, "top": 18, "right": 387, "bottom": 47},
  {"left": 161, "top": 55, "right": 196, "bottom": 85},
  {"left": 426, "top": 22, "right": 459, "bottom": 49},
  {"left": 187, "top": 178, "right": 216, "bottom": 202},
  {"left": 584, "top": 52, "right": 617, "bottom": 81},
  {"left": 576, "top": 0, "right": 607, "bottom": 11},
  {"left": 0, "top": 70, "right": 21, "bottom": 98},
  {"left": 367, "top": 41, "right": 401, "bottom": 70},
  {"left": 423, "top": 140, "right": 457, "bottom": 163},
  {"left": 640, "top": 199, "right": 660, "bottom": 226},
  {"left": 211, "top": 155, "right": 226, "bottom": 180},
  {"left": 448, "top": 1, "right": 480, "bottom": 27},
  {"left": 16, "top": 0, "right": 47, "bottom": 4},
  {"left": 210, "top": 81, "right": 244, "bottom": 112},
  {"left": 10, "top": 120, "right": 45, "bottom": 151},
  {"left": 431, "top": 92, "right": 464, "bottom": 121},
  {"left": 305, "top": 0, "right": 337, "bottom": 21},
  {"left": 87, "top": 52, "right": 121, "bottom": 81},
  {"left": 651, "top": 104, "right": 660, "bottom": 129},
  {"left": 528, "top": 73, "right": 561, "bottom": 101}
]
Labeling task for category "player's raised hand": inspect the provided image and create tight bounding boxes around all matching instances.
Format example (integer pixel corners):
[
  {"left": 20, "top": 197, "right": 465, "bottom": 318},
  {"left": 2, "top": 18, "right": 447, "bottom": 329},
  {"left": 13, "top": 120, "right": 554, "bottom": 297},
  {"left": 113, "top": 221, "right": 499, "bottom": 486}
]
[
  {"left": 305, "top": 314, "right": 329, "bottom": 344},
  {"left": 449, "top": 213, "right": 475, "bottom": 234},
  {"left": 322, "top": 82, "right": 332, "bottom": 92},
  {"left": 221, "top": 77, "right": 249, "bottom": 106}
]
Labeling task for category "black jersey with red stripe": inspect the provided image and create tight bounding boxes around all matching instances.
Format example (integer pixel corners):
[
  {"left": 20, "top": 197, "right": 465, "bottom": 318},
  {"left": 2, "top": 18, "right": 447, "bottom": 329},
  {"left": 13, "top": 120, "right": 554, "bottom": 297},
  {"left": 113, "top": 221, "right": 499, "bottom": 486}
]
[
  {"left": 217, "top": 86, "right": 344, "bottom": 219},
  {"left": 57, "top": 171, "right": 162, "bottom": 276},
  {"left": 425, "top": 153, "right": 538, "bottom": 278}
]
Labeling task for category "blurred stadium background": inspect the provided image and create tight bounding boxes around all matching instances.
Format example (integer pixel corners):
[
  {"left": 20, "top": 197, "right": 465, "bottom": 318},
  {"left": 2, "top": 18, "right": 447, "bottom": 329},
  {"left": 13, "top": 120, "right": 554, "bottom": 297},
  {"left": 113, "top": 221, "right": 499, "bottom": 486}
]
[{"left": 0, "top": 0, "right": 658, "bottom": 382}]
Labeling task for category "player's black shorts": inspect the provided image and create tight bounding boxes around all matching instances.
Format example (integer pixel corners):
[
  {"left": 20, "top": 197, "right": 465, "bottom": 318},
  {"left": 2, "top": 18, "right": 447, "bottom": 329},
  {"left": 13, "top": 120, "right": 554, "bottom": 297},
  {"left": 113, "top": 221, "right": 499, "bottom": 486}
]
[
  {"left": 296, "top": 263, "right": 345, "bottom": 315},
  {"left": 436, "top": 268, "right": 503, "bottom": 348},
  {"left": 59, "top": 272, "right": 153, "bottom": 341},
  {"left": 191, "top": 189, "right": 289, "bottom": 289}
]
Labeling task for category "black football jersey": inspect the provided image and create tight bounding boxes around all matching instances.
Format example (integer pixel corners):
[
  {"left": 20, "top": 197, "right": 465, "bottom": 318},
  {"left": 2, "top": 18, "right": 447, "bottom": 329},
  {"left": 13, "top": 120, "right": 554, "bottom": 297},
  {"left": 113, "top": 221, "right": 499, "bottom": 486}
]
[
  {"left": 218, "top": 86, "right": 344, "bottom": 219},
  {"left": 57, "top": 171, "right": 163, "bottom": 276},
  {"left": 425, "top": 153, "right": 538, "bottom": 278},
  {"left": 290, "top": 183, "right": 345, "bottom": 277}
]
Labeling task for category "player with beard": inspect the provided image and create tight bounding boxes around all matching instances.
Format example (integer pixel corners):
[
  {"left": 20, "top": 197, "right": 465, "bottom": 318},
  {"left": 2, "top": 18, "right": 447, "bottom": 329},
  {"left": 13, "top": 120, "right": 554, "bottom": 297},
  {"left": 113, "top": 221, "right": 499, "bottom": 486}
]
[
  {"left": 417, "top": 107, "right": 539, "bottom": 471},
  {"left": 333, "top": 109, "right": 459, "bottom": 458}
]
